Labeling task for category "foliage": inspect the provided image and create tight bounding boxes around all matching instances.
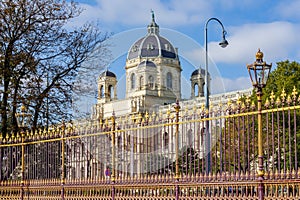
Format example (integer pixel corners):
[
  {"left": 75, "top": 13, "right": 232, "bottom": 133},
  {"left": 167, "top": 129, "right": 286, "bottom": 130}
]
[
  {"left": 264, "top": 60, "right": 300, "bottom": 99},
  {"left": 175, "top": 146, "right": 202, "bottom": 175},
  {"left": 0, "top": 0, "right": 110, "bottom": 136},
  {"left": 217, "top": 60, "right": 300, "bottom": 175},
  {"left": 144, "top": 146, "right": 202, "bottom": 176},
  {"left": 144, "top": 153, "right": 173, "bottom": 175}
]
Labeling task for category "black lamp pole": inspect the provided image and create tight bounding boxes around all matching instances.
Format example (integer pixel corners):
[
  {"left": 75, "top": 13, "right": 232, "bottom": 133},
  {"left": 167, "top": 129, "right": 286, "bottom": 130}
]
[{"left": 204, "top": 17, "right": 228, "bottom": 174}]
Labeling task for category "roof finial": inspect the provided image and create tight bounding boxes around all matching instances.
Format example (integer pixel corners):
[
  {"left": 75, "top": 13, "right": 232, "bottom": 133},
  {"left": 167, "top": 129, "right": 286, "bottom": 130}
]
[{"left": 151, "top": 9, "right": 155, "bottom": 22}]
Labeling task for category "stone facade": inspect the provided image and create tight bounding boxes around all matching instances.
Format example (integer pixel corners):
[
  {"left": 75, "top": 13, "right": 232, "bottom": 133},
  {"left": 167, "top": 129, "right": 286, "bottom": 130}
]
[{"left": 76, "top": 12, "right": 253, "bottom": 179}]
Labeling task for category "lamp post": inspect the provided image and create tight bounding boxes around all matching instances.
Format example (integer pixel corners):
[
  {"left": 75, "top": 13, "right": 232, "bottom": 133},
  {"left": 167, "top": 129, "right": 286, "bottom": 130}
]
[
  {"left": 15, "top": 103, "right": 31, "bottom": 200},
  {"left": 247, "top": 49, "right": 272, "bottom": 200},
  {"left": 204, "top": 17, "right": 228, "bottom": 174}
]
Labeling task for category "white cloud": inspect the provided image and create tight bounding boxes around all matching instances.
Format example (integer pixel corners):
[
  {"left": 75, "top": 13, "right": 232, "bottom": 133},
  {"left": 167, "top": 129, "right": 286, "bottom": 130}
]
[
  {"left": 222, "top": 76, "right": 252, "bottom": 92},
  {"left": 209, "top": 21, "right": 300, "bottom": 64},
  {"left": 74, "top": 0, "right": 212, "bottom": 27},
  {"left": 70, "top": 0, "right": 300, "bottom": 96}
]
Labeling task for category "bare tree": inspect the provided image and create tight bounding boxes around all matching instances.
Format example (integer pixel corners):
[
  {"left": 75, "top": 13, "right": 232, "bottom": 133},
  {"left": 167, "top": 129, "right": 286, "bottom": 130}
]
[{"left": 0, "top": 0, "right": 110, "bottom": 136}]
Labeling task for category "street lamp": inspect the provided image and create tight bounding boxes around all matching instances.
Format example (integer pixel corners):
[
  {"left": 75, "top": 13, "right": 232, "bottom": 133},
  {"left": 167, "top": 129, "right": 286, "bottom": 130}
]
[
  {"left": 204, "top": 17, "right": 228, "bottom": 174},
  {"left": 15, "top": 103, "right": 31, "bottom": 200},
  {"left": 15, "top": 104, "right": 31, "bottom": 129},
  {"left": 247, "top": 49, "right": 272, "bottom": 200}
]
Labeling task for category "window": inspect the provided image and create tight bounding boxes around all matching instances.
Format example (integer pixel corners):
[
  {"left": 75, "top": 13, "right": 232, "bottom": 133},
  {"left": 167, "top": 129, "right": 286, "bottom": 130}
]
[
  {"left": 139, "top": 76, "right": 144, "bottom": 89},
  {"left": 100, "top": 85, "right": 104, "bottom": 98},
  {"left": 131, "top": 73, "right": 136, "bottom": 89},
  {"left": 148, "top": 75, "right": 154, "bottom": 88},
  {"left": 132, "top": 45, "right": 138, "bottom": 52},
  {"left": 147, "top": 43, "right": 155, "bottom": 50},
  {"left": 194, "top": 83, "right": 199, "bottom": 97},
  {"left": 165, "top": 44, "right": 170, "bottom": 51},
  {"left": 108, "top": 85, "right": 114, "bottom": 99},
  {"left": 166, "top": 72, "right": 172, "bottom": 89}
]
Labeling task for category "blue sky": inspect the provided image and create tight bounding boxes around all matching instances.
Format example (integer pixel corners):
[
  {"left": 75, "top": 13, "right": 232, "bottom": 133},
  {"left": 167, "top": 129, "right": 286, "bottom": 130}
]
[{"left": 70, "top": 0, "right": 300, "bottom": 97}]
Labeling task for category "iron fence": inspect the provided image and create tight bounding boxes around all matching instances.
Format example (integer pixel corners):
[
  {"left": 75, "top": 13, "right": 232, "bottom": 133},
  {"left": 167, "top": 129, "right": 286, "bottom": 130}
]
[{"left": 0, "top": 88, "right": 300, "bottom": 199}]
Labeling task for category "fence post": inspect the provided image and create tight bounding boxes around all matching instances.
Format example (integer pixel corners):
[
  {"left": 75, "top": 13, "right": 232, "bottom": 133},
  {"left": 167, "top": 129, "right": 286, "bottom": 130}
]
[
  {"left": 257, "top": 90, "right": 264, "bottom": 200},
  {"left": 61, "top": 122, "right": 66, "bottom": 200},
  {"left": 20, "top": 130, "right": 25, "bottom": 200},
  {"left": 111, "top": 112, "right": 116, "bottom": 200},
  {"left": 0, "top": 135, "right": 2, "bottom": 181},
  {"left": 174, "top": 100, "right": 180, "bottom": 200}
]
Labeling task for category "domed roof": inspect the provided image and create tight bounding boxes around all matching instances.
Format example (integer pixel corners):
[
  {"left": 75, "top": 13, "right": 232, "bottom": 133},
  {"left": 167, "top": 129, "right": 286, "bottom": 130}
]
[
  {"left": 138, "top": 60, "right": 156, "bottom": 68},
  {"left": 127, "top": 12, "right": 177, "bottom": 60},
  {"left": 191, "top": 68, "right": 206, "bottom": 76},
  {"left": 100, "top": 70, "right": 116, "bottom": 78}
]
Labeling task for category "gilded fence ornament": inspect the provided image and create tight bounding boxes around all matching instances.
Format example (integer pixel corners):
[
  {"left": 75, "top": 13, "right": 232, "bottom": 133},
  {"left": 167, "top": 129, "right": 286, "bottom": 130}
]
[
  {"left": 200, "top": 103, "right": 204, "bottom": 112},
  {"left": 275, "top": 96, "right": 281, "bottom": 107},
  {"left": 138, "top": 113, "right": 142, "bottom": 122},
  {"left": 292, "top": 86, "right": 298, "bottom": 101},
  {"left": 269, "top": 91, "right": 275, "bottom": 105},
  {"left": 166, "top": 109, "right": 171, "bottom": 118},
  {"left": 227, "top": 98, "right": 232, "bottom": 107},
  {"left": 218, "top": 101, "right": 223, "bottom": 110},
  {"left": 287, "top": 95, "right": 292, "bottom": 105},
  {"left": 148, "top": 115, "right": 152, "bottom": 123},
  {"left": 67, "top": 123, "right": 73, "bottom": 133},
  {"left": 250, "top": 100, "right": 256, "bottom": 110},
  {"left": 245, "top": 96, "right": 251, "bottom": 107},
  {"left": 18, "top": 132, "right": 23, "bottom": 141},
  {"left": 193, "top": 104, "right": 197, "bottom": 113},
  {"left": 231, "top": 102, "right": 237, "bottom": 113},
  {"left": 11, "top": 132, "right": 15, "bottom": 142},
  {"left": 152, "top": 111, "right": 156, "bottom": 119},
  {"left": 131, "top": 114, "right": 135, "bottom": 123},
  {"left": 205, "top": 107, "right": 209, "bottom": 116},
  {"left": 264, "top": 98, "right": 270, "bottom": 108},
  {"left": 209, "top": 104, "right": 213, "bottom": 112},
  {"left": 237, "top": 98, "right": 242, "bottom": 106},
  {"left": 145, "top": 111, "right": 149, "bottom": 121},
  {"left": 281, "top": 88, "right": 286, "bottom": 102},
  {"left": 29, "top": 129, "right": 34, "bottom": 139}
]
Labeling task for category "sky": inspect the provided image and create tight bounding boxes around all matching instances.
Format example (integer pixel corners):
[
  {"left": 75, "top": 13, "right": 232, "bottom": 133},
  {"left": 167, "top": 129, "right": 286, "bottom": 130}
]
[{"left": 70, "top": 0, "right": 300, "bottom": 101}]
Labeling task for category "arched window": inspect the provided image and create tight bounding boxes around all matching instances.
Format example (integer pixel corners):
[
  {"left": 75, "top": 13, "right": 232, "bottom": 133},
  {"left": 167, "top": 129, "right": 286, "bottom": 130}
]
[
  {"left": 131, "top": 73, "right": 136, "bottom": 89},
  {"left": 139, "top": 76, "right": 144, "bottom": 89},
  {"left": 194, "top": 83, "right": 199, "bottom": 97},
  {"left": 166, "top": 72, "right": 172, "bottom": 89},
  {"left": 148, "top": 75, "right": 154, "bottom": 89},
  {"left": 108, "top": 85, "right": 114, "bottom": 99},
  {"left": 100, "top": 85, "right": 104, "bottom": 98}
]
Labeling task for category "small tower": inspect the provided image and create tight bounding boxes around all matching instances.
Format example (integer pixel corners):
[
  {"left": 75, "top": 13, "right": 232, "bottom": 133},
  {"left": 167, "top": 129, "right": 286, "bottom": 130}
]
[
  {"left": 190, "top": 68, "right": 207, "bottom": 98},
  {"left": 97, "top": 70, "right": 117, "bottom": 104}
]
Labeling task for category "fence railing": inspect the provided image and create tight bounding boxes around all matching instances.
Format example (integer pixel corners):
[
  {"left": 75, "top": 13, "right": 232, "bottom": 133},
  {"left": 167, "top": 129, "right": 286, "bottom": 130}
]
[{"left": 0, "top": 88, "right": 300, "bottom": 199}]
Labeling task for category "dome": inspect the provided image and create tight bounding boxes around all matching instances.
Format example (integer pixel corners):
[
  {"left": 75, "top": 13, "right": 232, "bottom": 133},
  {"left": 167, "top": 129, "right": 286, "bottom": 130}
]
[
  {"left": 138, "top": 60, "right": 156, "bottom": 68},
  {"left": 100, "top": 70, "right": 116, "bottom": 78},
  {"left": 127, "top": 12, "right": 177, "bottom": 60},
  {"left": 191, "top": 68, "right": 206, "bottom": 77}
]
